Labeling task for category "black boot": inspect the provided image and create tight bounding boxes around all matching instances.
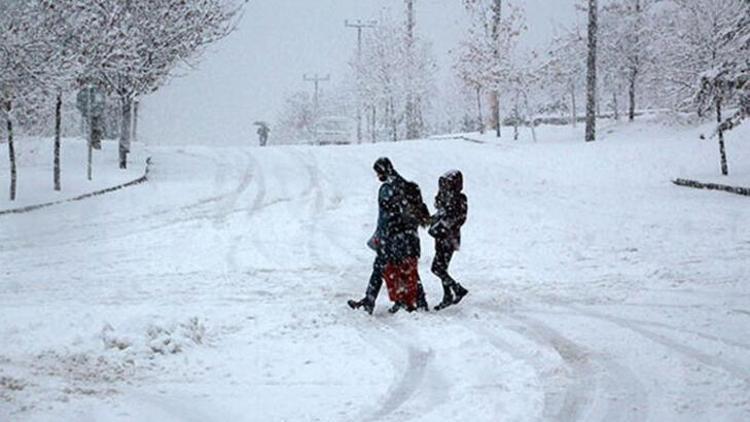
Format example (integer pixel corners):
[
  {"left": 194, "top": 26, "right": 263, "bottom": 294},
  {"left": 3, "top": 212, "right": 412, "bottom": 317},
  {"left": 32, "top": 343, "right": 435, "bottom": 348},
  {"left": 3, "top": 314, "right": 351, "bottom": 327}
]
[
  {"left": 348, "top": 298, "right": 374, "bottom": 315},
  {"left": 388, "top": 302, "right": 404, "bottom": 314},
  {"left": 452, "top": 284, "right": 469, "bottom": 305},
  {"left": 416, "top": 284, "right": 429, "bottom": 312},
  {"left": 434, "top": 285, "right": 454, "bottom": 311}
]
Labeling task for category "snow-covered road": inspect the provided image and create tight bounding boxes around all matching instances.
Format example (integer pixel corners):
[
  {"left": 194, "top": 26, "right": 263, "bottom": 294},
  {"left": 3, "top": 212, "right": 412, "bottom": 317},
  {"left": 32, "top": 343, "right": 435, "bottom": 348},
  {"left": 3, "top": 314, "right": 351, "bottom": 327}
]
[{"left": 1, "top": 121, "right": 749, "bottom": 421}]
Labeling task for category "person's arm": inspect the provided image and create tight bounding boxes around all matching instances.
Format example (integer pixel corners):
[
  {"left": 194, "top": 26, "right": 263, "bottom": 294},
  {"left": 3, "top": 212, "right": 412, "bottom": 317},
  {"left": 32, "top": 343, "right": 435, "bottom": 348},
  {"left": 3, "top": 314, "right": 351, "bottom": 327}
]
[
  {"left": 441, "top": 194, "right": 467, "bottom": 231},
  {"left": 379, "top": 184, "right": 398, "bottom": 213},
  {"left": 455, "top": 194, "right": 467, "bottom": 227},
  {"left": 371, "top": 184, "right": 395, "bottom": 246}
]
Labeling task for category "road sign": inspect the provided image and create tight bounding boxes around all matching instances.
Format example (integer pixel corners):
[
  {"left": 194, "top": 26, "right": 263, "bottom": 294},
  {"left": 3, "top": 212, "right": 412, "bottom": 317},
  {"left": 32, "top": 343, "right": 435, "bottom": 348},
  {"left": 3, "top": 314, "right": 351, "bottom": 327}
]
[{"left": 76, "top": 86, "right": 105, "bottom": 118}]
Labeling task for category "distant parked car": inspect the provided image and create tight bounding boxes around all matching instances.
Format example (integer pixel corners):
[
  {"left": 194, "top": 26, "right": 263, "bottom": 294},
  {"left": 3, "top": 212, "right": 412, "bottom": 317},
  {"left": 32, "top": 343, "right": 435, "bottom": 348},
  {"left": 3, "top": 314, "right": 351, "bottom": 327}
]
[{"left": 313, "top": 116, "right": 355, "bottom": 145}]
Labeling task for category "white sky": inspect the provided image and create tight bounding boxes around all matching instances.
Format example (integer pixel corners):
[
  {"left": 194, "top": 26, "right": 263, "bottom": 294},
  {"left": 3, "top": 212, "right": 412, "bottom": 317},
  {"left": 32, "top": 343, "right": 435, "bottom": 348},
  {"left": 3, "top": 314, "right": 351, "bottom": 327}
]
[{"left": 141, "top": 0, "right": 579, "bottom": 145}]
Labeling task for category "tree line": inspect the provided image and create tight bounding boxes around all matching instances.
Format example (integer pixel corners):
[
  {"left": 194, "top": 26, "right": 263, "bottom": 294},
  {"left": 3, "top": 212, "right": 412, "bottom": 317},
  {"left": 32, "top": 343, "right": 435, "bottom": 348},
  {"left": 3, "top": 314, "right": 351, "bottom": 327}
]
[
  {"left": 277, "top": 0, "right": 748, "bottom": 175},
  {"left": 0, "top": 0, "right": 243, "bottom": 201}
]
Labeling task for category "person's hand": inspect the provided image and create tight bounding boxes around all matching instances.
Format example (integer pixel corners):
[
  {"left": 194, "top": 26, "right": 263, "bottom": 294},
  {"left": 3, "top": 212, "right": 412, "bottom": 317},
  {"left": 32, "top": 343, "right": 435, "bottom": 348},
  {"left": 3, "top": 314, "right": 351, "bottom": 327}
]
[{"left": 367, "top": 235, "right": 380, "bottom": 251}]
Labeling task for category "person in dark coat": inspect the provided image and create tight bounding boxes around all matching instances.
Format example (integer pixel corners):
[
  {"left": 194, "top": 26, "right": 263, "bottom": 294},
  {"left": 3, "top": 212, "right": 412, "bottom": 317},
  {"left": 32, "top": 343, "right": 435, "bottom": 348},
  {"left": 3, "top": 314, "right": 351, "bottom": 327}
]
[
  {"left": 256, "top": 123, "right": 270, "bottom": 146},
  {"left": 348, "top": 157, "right": 430, "bottom": 314},
  {"left": 429, "top": 170, "right": 469, "bottom": 310}
]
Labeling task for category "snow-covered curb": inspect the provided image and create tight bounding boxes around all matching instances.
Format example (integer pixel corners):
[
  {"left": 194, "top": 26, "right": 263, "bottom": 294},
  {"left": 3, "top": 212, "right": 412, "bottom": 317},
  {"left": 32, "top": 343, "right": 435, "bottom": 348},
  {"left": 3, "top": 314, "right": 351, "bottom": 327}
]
[
  {"left": 0, "top": 157, "right": 152, "bottom": 216},
  {"left": 673, "top": 178, "right": 750, "bottom": 197},
  {"left": 430, "top": 134, "right": 488, "bottom": 144}
]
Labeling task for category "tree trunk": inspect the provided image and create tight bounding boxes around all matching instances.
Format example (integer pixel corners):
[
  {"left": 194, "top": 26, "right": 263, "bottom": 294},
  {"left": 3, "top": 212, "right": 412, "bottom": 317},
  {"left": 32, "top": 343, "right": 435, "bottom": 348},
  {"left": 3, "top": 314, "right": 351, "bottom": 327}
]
[
  {"left": 54, "top": 92, "right": 62, "bottom": 191},
  {"left": 613, "top": 91, "right": 619, "bottom": 121},
  {"left": 492, "top": 0, "right": 502, "bottom": 138},
  {"left": 404, "top": 0, "right": 421, "bottom": 140},
  {"left": 585, "top": 0, "right": 598, "bottom": 143},
  {"left": 356, "top": 101, "right": 362, "bottom": 144},
  {"left": 87, "top": 137, "right": 93, "bottom": 181},
  {"left": 119, "top": 96, "right": 132, "bottom": 169},
  {"left": 476, "top": 86, "right": 484, "bottom": 134},
  {"left": 512, "top": 102, "right": 519, "bottom": 141},
  {"left": 629, "top": 0, "right": 641, "bottom": 122},
  {"left": 389, "top": 98, "right": 397, "bottom": 142},
  {"left": 628, "top": 68, "right": 637, "bottom": 121},
  {"left": 6, "top": 100, "right": 16, "bottom": 201},
  {"left": 372, "top": 105, "right": 377, "bottom": 143},
  {"left": 522, "top": 90, "right": 537, "bottom": 143},
  {"left": 570, "top": 80, "right": 577, "bottom": 128},
  {"left": 596, "top": 85, "right": 601, "bottom": 117},
  {"left": 717, "top": 98, "right": 728, "bottom": 176},
  {"left": 493, "top": 91, "right": 502, "bottom": 137},
  {"left": 132, "top": 99, "right": 139, "bottom": 144}
]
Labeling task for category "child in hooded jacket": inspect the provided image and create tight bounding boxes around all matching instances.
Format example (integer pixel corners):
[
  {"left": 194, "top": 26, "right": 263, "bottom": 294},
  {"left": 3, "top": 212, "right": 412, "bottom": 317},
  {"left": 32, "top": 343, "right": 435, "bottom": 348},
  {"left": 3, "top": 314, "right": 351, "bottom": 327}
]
[{"left": 429, "top": 170, "right": 469, "bottom": 310}]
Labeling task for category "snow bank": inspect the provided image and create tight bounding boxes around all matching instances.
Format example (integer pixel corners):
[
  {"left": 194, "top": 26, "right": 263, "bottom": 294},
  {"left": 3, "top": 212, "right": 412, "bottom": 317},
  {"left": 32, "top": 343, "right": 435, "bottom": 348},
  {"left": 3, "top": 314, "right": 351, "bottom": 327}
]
[{"left": 0, "top": 138, "right": 147, "bottom": 210}]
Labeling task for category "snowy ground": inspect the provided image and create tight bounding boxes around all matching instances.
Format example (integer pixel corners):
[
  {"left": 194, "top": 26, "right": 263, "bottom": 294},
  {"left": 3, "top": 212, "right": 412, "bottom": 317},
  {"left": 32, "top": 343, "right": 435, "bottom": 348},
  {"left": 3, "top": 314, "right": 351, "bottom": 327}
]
[
  {"left": 1, "top": 117, "right": 749, "bottom": 421},
  {"left": 0, "top": 138, "right": 148, "bottom": 210}
]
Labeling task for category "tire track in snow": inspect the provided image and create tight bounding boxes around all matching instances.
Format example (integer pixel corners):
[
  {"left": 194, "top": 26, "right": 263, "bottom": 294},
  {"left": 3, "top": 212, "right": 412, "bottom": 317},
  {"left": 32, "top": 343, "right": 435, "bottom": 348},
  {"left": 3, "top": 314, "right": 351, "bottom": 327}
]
[
  {"left": 461, "top": 318, "right": 572, "bottom": 421},
  {"left": 466, "top": 302, "right": 650, "bottom": 422},
  {"left": 564, "top": 305, "right": 750, "bottom": 385},
  {"left": 292, "top": 149, "right": 367, "bottom": 273},
  {"left": 4, "top": 149, "right": 268, "bottom": 282},
  {"left": 511, "top": 313, "right": 650, "bottom": 422},
  {"left": 357, "top": 318, "right": 443, "bottom": 422},
  {"left": 213, "top": 150, "right": 257, "bottom": 227},
  {"left": 225, "top": 152, "right": 267, "bottom": 273},
  {"left": 295, "top": 151, "right": 331, "bottom": 271},
  {"left": 542, "top": 306, "right": 750, "bottom": 352},
  {"left": 1, "top": 148, "right": 250, "bottom": 253},
  {"left": 368, "top": 346, "right": 434, "bottom": 421}
]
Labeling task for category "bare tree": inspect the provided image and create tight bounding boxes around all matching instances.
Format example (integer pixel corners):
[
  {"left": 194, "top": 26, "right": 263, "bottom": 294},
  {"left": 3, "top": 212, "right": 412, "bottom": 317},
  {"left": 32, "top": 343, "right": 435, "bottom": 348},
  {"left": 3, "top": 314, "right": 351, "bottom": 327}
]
[
  {"left": 696, "top": 0, "right": 750, "bottom": 176},
  {"left": 542, "top": 29, "right": 586, "bottom": 128},
  {"left": 76, "top": 0, "right": 242, "bottom": 169},
  {"left": 0, "top": 1, "right": 57, "bottom": 200},
  {"left": 352, "top": 11, "right": 435, "bottom": 142},
  {"left": 585, "top": 0, "right": 598, "bottom": 143},
  {"left": 459, "top": 0, "right": 524, "bottom": 137},
  {"left": 488, "top": 0, "right": 502, "bottom": 137}
]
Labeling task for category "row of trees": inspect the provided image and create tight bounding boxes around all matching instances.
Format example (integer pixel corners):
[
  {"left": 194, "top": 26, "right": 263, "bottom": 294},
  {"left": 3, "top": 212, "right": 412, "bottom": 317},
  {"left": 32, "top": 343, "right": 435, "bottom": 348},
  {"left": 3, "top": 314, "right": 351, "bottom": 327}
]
[
  {"left": 458, "top": 0, "right": 748, "bottom": 173},
  {"left": 0, "top": 0, "right": 242, "bottom": 200},
  {"left": 277, "top": 3, "right": 437, "bottom": 144},
  {"left": 274, "top": 0, "right": 747, "bottom": 175}
]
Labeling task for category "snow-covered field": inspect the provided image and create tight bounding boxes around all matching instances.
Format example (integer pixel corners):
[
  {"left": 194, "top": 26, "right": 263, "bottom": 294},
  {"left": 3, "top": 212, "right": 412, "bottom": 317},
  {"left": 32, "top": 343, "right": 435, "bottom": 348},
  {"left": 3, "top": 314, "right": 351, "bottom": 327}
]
[
  {"left": 1, "top": 117, "right": 749, "bottom": 421},
  {"left": 0, "top": 138, "right": 148, "bottom": 210}
]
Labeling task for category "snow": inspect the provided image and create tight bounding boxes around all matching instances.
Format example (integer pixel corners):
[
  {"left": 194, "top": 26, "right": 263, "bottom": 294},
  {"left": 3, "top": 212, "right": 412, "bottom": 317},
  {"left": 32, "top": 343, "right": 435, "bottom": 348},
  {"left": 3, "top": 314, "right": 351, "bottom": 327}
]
[
  {"left": 1, "top": 117, "right": 749, "bottom": 421},
  {"left": 0, "top": 138, "right": 147, "bottom": 210}
]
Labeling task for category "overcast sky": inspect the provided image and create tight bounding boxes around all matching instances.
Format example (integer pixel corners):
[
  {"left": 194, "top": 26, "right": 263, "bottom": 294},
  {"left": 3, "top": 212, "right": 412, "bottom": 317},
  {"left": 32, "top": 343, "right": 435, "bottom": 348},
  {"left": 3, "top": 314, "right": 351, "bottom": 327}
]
[{"left": 141, "top": 0, "right": 579, "bottom": 145}]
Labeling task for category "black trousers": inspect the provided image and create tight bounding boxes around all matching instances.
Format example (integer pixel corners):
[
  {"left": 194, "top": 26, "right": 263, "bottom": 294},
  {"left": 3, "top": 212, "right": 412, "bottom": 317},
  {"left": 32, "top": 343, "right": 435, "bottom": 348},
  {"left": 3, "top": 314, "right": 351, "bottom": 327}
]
[
  {"left": 365, "top": 251, "right": 387, "bottom": 303},
  {"left": 431, "top": 240, "right": 457, "bottom": 287}
]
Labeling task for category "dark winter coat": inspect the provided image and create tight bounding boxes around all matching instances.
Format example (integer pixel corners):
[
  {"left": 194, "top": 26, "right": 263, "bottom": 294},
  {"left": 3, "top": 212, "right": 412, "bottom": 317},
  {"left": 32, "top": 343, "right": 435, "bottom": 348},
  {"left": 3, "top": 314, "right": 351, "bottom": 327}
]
[
  {"left": 369, "top": 174, "right": 424, "bottom": 262},
  {"left": 429, "top": 170, "right": 467, "bottom": 250}
]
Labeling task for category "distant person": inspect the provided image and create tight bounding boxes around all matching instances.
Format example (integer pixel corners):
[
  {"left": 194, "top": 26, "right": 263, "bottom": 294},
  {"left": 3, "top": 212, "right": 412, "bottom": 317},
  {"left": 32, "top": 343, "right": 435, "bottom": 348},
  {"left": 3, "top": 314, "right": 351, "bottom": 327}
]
[
  {"left": 256, "top": 123, "right": 270, "bottom": 146},
  {"left": 429, "top": 170, "right": 469, "bottom": 310},
  {"left": 348, "top": 157, "right": 430, "bottom": 314}
]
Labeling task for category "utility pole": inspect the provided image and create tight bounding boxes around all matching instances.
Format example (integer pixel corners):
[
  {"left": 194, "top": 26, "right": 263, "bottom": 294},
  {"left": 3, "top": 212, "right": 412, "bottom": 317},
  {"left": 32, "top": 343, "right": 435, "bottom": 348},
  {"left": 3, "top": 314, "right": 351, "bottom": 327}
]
[
  {"left": 346, "top": 19, "right": 377, "bottom": 61},
  {"left": 303, "top": 73, "right": 330, "bottom": 112},
  {"left": 404, "top": 0, "right": 422, "bottom": 140},
  {"left": 303, "top": 73, "right": 330, "bottom": 144},
  {"left": 345, "top": 19, "right": 377, "bottom": 143},
  {"left": 406, "top": 0, "right": 415, "bottom": 49}
]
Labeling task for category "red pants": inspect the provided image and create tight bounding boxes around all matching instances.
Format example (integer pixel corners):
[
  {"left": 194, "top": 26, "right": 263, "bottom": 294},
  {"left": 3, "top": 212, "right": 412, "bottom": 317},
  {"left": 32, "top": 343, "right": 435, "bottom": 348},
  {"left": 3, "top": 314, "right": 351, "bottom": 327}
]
[{"left": 383, "top": 257, "right": 419, "bottom": 309}]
